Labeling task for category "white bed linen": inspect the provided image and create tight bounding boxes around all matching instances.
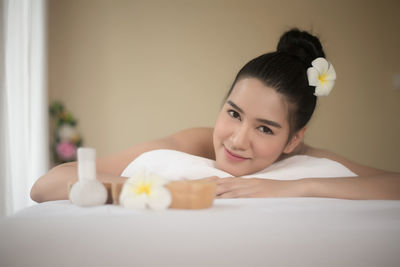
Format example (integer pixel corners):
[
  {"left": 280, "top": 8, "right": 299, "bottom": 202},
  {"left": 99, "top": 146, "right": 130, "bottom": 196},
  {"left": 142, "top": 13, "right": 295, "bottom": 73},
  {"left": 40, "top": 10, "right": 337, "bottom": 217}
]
[
  {"left": 121, "top": 149, "right": 357, "bottom": 180},
  {"left": 1, "top": 151, "right": 397, "bottom": 266},
  {"left": 1, "top": 198, "right": 400, "bottom": 267}
]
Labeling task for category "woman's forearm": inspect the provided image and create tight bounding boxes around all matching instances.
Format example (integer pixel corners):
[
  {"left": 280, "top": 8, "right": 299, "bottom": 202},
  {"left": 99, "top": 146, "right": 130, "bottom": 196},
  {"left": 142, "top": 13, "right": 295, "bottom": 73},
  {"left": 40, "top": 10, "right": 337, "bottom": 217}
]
[
  {"left": 302, "top": 173, "right": 400, "bottom": 200},
  {"left": 30, "top": 128, "right": 213, "bottom": 203},
  {"left": 30, "top": 162, "right": 127, "bottom": 203},
  {"left": 210, "top": 173, "right": 400, "bottom": 200}
]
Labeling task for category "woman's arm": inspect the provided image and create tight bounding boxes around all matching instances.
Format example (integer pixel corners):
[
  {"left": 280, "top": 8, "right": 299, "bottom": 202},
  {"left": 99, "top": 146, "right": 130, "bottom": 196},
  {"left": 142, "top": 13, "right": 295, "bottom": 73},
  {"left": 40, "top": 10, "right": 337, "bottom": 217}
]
[
  {"left": 301, "top": 145, "right": 400, "bottom": 199},
  {"left": 212, "top": 174, "right": 400, "bottom": 200},
  {"left": 30, "top": 162, "right": 128, "bottom": 203},
  {"left": 213, "top": 144, "right": 400, "bottom": 200},
  {"left": 30, "top": 127, "right": 214, "bottom": 203},
  {"left": 303, "top": 173, "right": 400, "bottom": 200}
]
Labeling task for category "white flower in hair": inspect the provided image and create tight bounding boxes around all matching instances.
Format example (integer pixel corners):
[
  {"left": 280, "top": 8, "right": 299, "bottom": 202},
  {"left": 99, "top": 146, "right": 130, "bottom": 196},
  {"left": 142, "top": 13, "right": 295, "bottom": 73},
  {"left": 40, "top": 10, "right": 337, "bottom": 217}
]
[
  {"left": 119, "top": 169, "right": 171, "bottom": 210},
  {"left": 307, "top": 57, "right": 336, "bottom": 96}
]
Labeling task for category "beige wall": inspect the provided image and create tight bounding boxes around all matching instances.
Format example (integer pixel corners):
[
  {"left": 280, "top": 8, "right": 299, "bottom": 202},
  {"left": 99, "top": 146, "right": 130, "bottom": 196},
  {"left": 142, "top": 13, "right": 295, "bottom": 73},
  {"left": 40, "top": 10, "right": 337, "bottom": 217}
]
[{"left": 49, "top": 0, "right": 400, "bottom": 171}]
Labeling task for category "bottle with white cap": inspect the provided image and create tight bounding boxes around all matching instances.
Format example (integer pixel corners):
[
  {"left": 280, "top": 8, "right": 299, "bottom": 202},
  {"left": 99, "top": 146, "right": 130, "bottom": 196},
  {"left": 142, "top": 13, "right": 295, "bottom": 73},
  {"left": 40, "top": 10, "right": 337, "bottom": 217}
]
[{"left": 69, "top": 147, "right": 107, "bottom": 206}]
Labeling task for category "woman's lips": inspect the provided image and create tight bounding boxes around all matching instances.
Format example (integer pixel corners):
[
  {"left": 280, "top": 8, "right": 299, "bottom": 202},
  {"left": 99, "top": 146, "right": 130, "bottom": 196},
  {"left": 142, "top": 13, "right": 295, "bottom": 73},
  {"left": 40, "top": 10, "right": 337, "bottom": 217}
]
[{"left": 224, "top": 147, "right": 249, "bottom": 162}]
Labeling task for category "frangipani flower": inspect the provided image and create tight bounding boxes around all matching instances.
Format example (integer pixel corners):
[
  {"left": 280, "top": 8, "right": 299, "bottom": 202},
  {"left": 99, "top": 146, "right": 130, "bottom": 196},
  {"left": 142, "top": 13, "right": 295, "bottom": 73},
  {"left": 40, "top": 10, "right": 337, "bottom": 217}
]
[
  {"left": 307, "top": 57, "right": 336, "bottom": 96},
  {"left": 119, "top": 169, "right": 171, "bottom": 210}
]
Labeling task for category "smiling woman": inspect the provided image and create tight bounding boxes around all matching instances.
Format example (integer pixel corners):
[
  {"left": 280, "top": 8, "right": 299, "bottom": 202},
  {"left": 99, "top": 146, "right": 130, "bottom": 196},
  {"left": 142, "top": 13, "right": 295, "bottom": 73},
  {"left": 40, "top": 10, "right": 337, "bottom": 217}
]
[
  {"left": 30, "top": 28, "right": 400, "bottom": 203},
  {"left": 213, "top": 79, "right": 295, "bottom": 177},
  {"left": 212, "top": 29, "right": 326, "bottom": 177}
]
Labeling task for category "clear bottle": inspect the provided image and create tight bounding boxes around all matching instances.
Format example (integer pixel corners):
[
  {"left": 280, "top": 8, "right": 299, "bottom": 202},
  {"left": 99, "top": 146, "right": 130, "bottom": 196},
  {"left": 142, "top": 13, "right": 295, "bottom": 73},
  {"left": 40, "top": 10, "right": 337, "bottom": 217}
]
[{"left": 69, "top": 147, "right": 107, "bottom": 206}]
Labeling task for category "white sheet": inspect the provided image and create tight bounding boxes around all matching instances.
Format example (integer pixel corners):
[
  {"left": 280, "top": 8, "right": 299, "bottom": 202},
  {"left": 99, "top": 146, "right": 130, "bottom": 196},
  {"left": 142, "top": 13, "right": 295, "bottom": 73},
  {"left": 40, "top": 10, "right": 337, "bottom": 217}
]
[
  {"left": 1, "top": 151, "right": 397, "bottom": 266},
  {"left": 121, "top": 149, "right": 357, "bottom": 180},
  {"left": 1, "top": 198, "right": 400, "bottom": 267}
]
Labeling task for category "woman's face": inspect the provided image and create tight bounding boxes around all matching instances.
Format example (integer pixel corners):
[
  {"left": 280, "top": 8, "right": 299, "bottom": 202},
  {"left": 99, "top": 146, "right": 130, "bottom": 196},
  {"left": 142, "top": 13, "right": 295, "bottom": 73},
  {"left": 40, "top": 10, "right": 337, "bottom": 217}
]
[{"left": 213, "top": 78, "right": 296, "bottom": 176}]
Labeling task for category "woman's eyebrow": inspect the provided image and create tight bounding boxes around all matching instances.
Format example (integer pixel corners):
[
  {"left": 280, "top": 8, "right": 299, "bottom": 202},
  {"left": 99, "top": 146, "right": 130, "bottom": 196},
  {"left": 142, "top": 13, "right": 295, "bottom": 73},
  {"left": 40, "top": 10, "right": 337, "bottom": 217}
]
[
  {"left": 227, "top": 100, "right": 244, "bottom": 113},
  {"left": 227, "top": 100, "right": 282, "bottom": 129}
]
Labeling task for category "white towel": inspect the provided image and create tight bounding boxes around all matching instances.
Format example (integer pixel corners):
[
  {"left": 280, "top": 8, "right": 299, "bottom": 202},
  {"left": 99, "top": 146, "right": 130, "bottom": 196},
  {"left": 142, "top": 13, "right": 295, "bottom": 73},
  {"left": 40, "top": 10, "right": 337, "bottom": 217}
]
[{"left": 121, "top": 149, "right": 356, "bottom": 180}]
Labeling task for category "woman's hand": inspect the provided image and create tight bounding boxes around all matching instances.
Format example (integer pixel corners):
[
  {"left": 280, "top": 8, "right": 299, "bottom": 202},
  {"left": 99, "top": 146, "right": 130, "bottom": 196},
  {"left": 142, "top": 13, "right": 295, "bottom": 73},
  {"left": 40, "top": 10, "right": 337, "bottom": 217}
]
[{"left": 199, "top": 177, "right": 305, "bottom": 198}]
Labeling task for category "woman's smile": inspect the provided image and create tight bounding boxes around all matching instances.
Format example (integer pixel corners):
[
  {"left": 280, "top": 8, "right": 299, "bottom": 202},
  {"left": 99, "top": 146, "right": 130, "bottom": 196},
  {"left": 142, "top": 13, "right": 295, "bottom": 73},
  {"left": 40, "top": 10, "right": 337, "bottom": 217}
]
[{"left": 224, "top": 146, "right": 251, "bottom": 162}]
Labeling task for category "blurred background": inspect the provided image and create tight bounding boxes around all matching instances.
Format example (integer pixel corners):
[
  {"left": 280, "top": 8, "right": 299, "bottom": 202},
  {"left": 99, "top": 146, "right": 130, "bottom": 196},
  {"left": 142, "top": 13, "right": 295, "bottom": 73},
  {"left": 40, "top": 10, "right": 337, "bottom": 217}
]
[{"left": 48, "top": 0, "right": 400, "bottom": 171}]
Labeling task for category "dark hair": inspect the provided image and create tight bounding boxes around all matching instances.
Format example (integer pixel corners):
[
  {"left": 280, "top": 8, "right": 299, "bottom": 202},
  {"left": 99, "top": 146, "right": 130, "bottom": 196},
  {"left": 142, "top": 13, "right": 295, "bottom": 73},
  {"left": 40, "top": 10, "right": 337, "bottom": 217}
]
[{"left": 226, "top": 28, "right": 325, "bottom": 137}]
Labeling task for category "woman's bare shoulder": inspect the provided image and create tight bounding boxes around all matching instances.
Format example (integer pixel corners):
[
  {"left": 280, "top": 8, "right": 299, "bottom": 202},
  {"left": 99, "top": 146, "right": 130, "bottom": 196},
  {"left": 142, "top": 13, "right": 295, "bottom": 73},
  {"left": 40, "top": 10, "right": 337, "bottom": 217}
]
[
  {"left": 98, "top": 127, "right": 215, "bottom": 175},
  {"left": 169, "top": 127, "right": 215, "bottom": 159},
  {"left": 298, "top": 143, "right": 388, "bottom": 176}
]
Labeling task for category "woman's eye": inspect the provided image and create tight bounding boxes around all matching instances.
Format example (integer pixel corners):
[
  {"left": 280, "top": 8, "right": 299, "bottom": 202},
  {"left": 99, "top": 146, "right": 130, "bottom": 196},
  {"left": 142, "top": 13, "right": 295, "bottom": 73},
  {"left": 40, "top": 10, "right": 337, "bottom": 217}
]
[
  {"left": 258, "top": 126, "right": 273, "bottom": 135},
  {"left": 228, "top": 110, "right": 241, "bottom": 120}
]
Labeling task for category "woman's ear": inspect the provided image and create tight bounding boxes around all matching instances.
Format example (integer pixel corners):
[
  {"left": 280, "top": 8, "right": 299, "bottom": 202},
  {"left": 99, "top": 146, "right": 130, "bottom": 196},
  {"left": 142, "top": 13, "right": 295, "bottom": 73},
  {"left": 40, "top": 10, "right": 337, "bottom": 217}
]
[{"left": 283, "top": 127, "right": 306, "bottom": 154}]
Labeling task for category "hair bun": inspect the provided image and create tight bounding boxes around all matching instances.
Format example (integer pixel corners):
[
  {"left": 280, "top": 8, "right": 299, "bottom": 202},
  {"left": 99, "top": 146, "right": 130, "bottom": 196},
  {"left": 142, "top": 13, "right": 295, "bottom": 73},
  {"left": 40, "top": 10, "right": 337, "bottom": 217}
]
[{"left": 277, "top": 28, "right": 325, "bottom": 66}]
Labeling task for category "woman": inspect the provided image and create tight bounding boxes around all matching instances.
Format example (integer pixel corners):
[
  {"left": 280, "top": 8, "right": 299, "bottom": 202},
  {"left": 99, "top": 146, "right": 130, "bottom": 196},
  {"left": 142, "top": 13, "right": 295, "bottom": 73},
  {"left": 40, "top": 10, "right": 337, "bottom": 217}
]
[{"left": 31, "top": 29, "right": 400, "bottom": 202}]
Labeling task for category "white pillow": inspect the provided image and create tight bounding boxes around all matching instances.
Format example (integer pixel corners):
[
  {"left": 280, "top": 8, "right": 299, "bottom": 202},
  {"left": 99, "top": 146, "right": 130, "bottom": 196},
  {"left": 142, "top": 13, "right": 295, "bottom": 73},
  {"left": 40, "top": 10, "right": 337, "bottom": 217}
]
[{"left": 121, "top": 149, "right": 356, "bottom": 180}]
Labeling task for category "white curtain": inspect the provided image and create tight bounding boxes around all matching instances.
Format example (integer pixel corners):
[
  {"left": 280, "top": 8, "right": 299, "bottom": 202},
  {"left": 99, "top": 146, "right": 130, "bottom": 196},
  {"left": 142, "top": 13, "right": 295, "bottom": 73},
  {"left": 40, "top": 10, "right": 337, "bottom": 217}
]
[{"left": 0, "top": 0, "right": 49, "bottom": 216}]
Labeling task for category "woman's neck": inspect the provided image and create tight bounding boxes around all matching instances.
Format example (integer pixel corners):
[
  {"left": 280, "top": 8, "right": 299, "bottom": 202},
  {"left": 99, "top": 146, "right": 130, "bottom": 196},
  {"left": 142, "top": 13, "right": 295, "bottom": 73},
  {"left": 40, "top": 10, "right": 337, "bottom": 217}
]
[{"left": 279, "top": 142, "right": 310, "bottom": 161}]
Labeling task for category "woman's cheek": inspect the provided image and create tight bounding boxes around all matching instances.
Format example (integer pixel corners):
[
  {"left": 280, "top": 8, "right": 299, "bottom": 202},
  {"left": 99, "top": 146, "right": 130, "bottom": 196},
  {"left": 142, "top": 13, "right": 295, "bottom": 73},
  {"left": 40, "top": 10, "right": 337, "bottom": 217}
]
[
  {"left": 213, "top": 114, "right": 225, "bottom": 147},
  {"left": 253, "top": 137, "right": 286, "bottom": 160},
  {"left": 214, "top": 113, "right": 230, "bottom": 139}
]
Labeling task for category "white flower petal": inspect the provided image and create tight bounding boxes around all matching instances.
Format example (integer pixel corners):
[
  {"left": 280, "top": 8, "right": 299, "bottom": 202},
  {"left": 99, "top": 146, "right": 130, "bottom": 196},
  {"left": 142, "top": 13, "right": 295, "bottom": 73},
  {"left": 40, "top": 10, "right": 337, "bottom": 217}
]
[
  {"left": 307, "top": 67, "right": 320, "bottom": 86},
  {"left": 147, "top": 187, "right": 171, "bottom": 210},
  {"left": 119, "top": 185, "right": 134, "bottom": 204},
  {"left": 124, "top": 169, "right": 146, "bottom": 185},
  {"left": 123, "top": 179, "right": 138, "bottom": 189},
  {"left": 119, "top": 184, "right": 132, "bottom": 198},
  {"left": 311, "top": 57, "right": 329, "bottom": 73},
  {"left": 314, "top": 80, "right": 335, "bottom": 96},
  {"left": 147, "top": 175, "right": 169, "bottom": 187},
  {"left": 134, "top": 169, "right": 147, "bottom": 180},
  {"left": 325, "top": 64, "right": 336, "bottom": 80},
  {"left": 120, "top": 194, "right": 148, "bottom": 210}
]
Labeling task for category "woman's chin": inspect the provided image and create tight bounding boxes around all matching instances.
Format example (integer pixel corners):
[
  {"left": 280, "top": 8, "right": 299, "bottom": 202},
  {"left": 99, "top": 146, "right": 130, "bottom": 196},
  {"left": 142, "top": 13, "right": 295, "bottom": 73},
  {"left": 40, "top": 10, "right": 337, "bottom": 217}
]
[{"left": 215, "top": 161, "right": 251, "bottom": 177}]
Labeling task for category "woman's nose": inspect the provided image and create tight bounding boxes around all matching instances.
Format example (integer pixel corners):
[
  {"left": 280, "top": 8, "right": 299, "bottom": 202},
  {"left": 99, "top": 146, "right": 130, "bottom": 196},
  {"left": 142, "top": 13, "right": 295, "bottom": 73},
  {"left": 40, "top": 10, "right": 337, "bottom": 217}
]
[{"left": 231, "top": 124, "right": 250, "bottom": 150}]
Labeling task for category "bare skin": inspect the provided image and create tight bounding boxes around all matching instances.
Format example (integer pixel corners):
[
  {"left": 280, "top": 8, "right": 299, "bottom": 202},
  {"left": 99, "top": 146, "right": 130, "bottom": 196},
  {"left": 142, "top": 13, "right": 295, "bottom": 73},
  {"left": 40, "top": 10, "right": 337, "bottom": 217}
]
[
  {"left": 30, "top": 127, "right": 400, "bottom": 202},
  {"left": 31, "top": 127, "right": 215, "bottom": 202},
  {"left": 211, "top": 142, "right": 400, "bottom": 200}
]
